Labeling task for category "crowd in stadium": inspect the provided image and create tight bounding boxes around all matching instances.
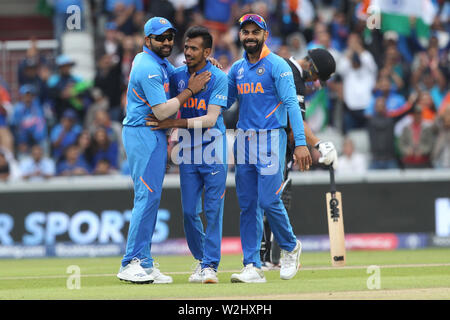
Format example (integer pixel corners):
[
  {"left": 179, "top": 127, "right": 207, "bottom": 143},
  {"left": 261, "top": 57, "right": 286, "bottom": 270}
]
[{"left": 0, "top": 0, "right": 449, "bottom": 182}]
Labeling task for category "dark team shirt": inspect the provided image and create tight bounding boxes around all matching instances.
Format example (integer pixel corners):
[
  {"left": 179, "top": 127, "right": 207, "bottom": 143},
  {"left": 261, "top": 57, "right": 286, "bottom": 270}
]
[{"left": 283, "top": 57, "right": 308, "bottom": 178}]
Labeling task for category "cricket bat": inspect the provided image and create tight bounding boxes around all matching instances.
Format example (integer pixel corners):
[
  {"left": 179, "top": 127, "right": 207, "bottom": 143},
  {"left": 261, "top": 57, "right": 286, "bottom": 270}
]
[{"left": 325, "top": 165, "right": 346, "bottom": 267}]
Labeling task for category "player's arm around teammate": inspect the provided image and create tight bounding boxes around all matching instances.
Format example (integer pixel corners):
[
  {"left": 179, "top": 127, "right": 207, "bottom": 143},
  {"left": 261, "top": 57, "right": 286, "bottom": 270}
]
[
  {"left": 147, "top": 26, "right": 230, "bottom": 284},
  {"left": 117, "top": 17, "right": 210, "bottom": 285}
]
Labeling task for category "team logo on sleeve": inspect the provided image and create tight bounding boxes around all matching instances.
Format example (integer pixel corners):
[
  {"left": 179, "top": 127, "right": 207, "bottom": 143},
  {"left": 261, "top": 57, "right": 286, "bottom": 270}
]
[
  {"left": 256, "top": 66, "right": 265, "bottom": 76},
  {"left": 237, "top": 67, "right": 245, "bottom": 80}
]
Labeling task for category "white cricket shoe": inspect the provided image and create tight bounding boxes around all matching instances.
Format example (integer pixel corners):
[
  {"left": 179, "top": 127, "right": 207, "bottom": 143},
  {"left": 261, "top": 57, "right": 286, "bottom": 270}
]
[
  {"left": 280, "top": 240, "right": 302, "bottom": 280},
  {"left": 144, "top": 263, "right": 173, "bottom": 284},
  {"left": 230, "top": 264, "right": 266, "bottom": 283},
  {"left": 189, "top": 262, "right": 203, "bottom": 283},
  {"left": 202, "top": 267, "right": 219, "bottom": 284},
  {"left": 117, "top": 258, "right": 154, "bottom": 284}
]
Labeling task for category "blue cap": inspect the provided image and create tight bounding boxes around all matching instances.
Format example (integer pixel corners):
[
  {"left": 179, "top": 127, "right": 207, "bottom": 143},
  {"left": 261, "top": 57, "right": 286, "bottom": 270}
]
[
  {"left": 239, "top": 14, "right": 267, "bottom": 31},
  {"left": 144, "top": 17, "right": 176, "bottom": 37},
  {"left": 19, "top": 84, "right": 36, "bottom": 95},
  {"left": 56, "top": 54, "right": 75, "bottom": 67}
]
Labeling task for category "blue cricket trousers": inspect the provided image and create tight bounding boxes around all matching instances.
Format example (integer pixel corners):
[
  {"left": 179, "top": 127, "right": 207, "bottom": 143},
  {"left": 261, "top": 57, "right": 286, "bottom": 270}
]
[
  {"left": 233, "top": 129, "right": 297, "bottom": 268},
  {"left": 121, "top": 126, "right": 167, "bottom": 268}
]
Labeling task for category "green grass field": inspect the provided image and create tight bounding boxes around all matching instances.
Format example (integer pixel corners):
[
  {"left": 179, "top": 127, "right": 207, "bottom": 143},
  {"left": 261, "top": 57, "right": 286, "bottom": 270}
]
[{"left": 0, "top": 248, "right": 449, "bottom": 300}]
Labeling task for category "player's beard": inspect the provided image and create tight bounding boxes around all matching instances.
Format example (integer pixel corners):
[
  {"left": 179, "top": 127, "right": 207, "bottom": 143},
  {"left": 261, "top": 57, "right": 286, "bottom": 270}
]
[
  {"left": 151, "top": 42, "right": 173, "bottom": 58},
  {"left": 243, "top": 38, "right": 264, "bottom": 55}
]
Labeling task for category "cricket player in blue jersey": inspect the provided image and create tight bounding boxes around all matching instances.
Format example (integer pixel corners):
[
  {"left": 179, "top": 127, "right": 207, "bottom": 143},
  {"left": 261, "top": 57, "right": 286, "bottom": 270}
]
[
  {"left": 227, "top": 14, "right": 312, "bottom": 283},
  {"left": 147, "top": 26, "right": 229, "bottom": 284},
  {"left": 117, "top": 17, "right": 211, "bottom": 284}
]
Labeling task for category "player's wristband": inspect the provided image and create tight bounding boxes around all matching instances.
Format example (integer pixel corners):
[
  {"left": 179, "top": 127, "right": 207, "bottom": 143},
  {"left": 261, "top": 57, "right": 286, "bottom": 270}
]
[{"left": 186, "top": 87, "right": 194, "bottom": 97}]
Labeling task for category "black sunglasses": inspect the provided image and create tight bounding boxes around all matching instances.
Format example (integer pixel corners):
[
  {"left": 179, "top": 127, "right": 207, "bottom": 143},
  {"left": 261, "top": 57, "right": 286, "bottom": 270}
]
[{"left": 150, "top": 33, "right": 175, "bottom": 42}]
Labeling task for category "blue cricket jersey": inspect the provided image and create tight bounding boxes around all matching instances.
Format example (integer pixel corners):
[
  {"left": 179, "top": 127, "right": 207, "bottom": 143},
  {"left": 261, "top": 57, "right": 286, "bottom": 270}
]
[
  {"left": 123, "top": 45, "right": 174, "bottom": 127},
  {"left": 228, "top": 45, "right": 306, "bottom": 147},
  {"left": 170, "top": 61, "right": 229, "bottom": 149}
]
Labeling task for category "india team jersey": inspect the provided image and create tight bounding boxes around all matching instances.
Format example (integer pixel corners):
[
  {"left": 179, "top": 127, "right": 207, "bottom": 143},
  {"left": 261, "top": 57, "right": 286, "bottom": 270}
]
[
  {"left": 123, "top": 46, "right": 175, "bottom": 127},
  {"left": 228, "top": 45, "right": 306, "bottom": 147},
  {"left": 170, "top": 61, "right": 229, "bottom": 148}
]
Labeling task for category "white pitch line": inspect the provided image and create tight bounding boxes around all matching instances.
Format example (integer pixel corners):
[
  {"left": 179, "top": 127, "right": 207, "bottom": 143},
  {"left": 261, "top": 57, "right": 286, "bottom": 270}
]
[{"left": 1, "top": 263, "right": 449, "bottom": 281}]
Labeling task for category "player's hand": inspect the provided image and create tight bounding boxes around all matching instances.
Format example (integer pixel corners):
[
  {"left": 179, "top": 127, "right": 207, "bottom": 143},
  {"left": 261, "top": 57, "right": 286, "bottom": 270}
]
[
  {"left": 206, "top": 56, "right": 223, "bottom": 69},
  {"left": 317, "top": 141, "right": 338, "bottom": 170},
  {"left": 293, "top": 145, "right": 312, "bottom": 172},
  {"left": 188, "top": 71, "right": 211, "bottom": 94},
  {"left": 145, "top": 114, "right": 183, "bottom": 130}
]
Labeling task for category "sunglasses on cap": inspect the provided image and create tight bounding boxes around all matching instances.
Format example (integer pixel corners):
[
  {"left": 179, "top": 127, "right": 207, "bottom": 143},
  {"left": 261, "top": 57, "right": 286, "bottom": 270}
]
[
  {"left": 239, "top": 14, "right": 267, "bottom": 29},
  {"left": 150, "top": 33, "right": 175, "bottom": 42}
]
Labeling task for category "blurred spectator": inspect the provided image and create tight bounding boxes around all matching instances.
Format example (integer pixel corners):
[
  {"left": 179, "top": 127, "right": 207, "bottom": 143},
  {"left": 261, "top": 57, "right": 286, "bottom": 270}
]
[
  {"left": 168, "top": 0, "right": 201, "bottom": 50},
  {"left": 398, "top": 104, "right": 434, "bottom": 169},
  {"left": 120, "top": 36, "right": 138, "bottom": 85},
  {"left": 286, "top": 32, "right": 308, "bottom": 60},
  {"left": 148, "top": 0, "right": 176, "bottom": 26},
  {"left": 56, "top": 144, "right": 91, "bottom": 176},
  {"left": 276, "top": 45, "right": 291, "bottom": 59},
  {"left": 367, "top": 97, "right": 399, "bottom": 169},
  {"left": 84, "top": 88, "right": 110, "bottom": 128},
  {"left": 411, "top": 48, "right": 447, "bottom": 107},
  {"left": 0, "top": 84, "right": 14, "bottom": 153},
  {"left": 330, "top": 11, "right": 350, "bottom": 52},
  {"left": 93, "top": 159, "right": 118, "bottom": 175},
  {"left": 365, "top": 75, "right": 407, "bottom": 119},
  {"left": 88, "top": 109, "right": 124, "bottom": 162},
  {"left": 111, "top": 1, "right": 144, "bottom": 36},
  {"left": 203, "top": 0, "right": 238, "bottom": 34},
  {"left": 431, "top": 106, "right": 450, "bottom": 169},
  {"left": 211, "top": 31, "right": 239, "bottom": 71},
  {"left": 90, "top": 127, "right": 119, "bottom": 170},
  {"left": 94, "top": 53, "right": 123, "bottom": 119},
  {"left": 96, "top": 21, "right": 123, "bottom": 64},
  {"left": 19, "top": 144, "right": 55, "bottom": 181},
  {"left": 409, "top": 90, "right": 437, "bottom": 122},
  {"left": 380, "top": 43, "right": 409, "bottom": 95},
  {"left": 17, "top": 39, "right": 49, "bottom": 86},
  {"left": 77, "top": 130, "right": 94, "bottom": 167},
  {"left": 50, "top": 109, "right": 83, "bottom": 161},
  {"left": 10, "top": 85, "right": 48, "bottom": 158},
  {"left": 104, "top": 0, "right": 144, "bottom": 13},
  {"left": 18, "top": 59, "right": 50, "bottom": 104},
  {"left": 306, "top": 21, "right": 341, "bottom": 63},
  {"left": 336, "top": 136, "right": 368, "bottom": 174},
  {"left": 0, "top": 147, "right": 21, "bottom": 182},
  {"left": 47, "top": 55, "right": 84, "bottom": 121},
  {"left": 337, "top": 33, "right": 377, "bottom": 133}
]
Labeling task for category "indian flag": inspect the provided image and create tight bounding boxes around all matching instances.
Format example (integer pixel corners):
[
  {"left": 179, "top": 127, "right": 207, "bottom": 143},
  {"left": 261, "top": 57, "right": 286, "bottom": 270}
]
[{"left": 366, "top": 0, "right": 437, "bottom": 39}]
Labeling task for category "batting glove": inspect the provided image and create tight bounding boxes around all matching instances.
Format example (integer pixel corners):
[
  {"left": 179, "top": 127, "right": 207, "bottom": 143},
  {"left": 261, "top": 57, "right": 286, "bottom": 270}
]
[{"left": 315, "top": 141, "right": 338, "bottom": 170}]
